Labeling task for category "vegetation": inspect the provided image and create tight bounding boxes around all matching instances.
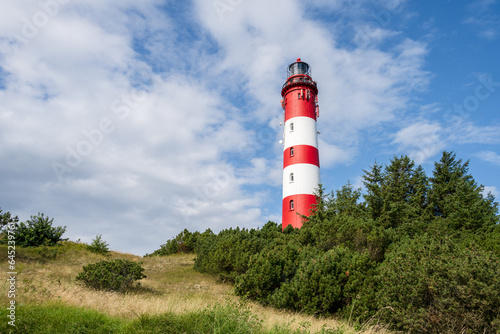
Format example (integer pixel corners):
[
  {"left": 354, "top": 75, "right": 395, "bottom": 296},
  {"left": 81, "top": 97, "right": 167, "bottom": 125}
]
[
  {"left": 7, "top": 213, "right": 67, "bottom": 247},
  {"left": 0, "top": 208, "right": 18, "bottom": 231},
  {"left": 0, "top": 242, "right": 359, "bottom": 334},
  {"left": 150, "top": 151, "right": 500, "bottom": 334},
  {"left": 76, "top": 259, "right": 146, "bottom": 291},
  {"left": 144, "top": 228, "right": 214, "bottom": 256},
  {"left": 376, "top": 234, "right": 500, "bottom": 333},
  {"left": 87, "top": 234, "right": 110, "bottom": 255},
  {"left": 0, "top": 302, "right": 354, "bottom": 334}
]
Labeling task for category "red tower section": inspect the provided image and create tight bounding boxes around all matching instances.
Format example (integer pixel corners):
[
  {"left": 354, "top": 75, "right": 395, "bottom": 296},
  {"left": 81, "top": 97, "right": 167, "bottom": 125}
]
[{"left": 281, "top": 59, "right": 320, "bottom": 230}]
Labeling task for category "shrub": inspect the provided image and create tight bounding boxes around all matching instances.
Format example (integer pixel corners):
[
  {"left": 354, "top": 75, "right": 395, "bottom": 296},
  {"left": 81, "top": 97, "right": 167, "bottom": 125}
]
[
  {"left": 373, "top": 234, "right": 500, "bottom": 333},
  {"left": 234, "top": 243, "right": 319, "bottom": 303},
  {"left": 145, "top": 228, "right": 215, "bottom": 256},
  {"left": 14, "top": 213, "right": 67, "bottom": 247},
  {"left": 268, "top": 247, "right": 375, "bottom": 316},
  {"left": 194, "top": 225, "right": 280, "bottom": 282},
  {"left": 87, "top": 234, "right": 110, "bottom": 255},
  {"left": 303, "top": 214, "right": 391, "bottom": 262},
  {"left": 76, "top": 259, "right": 146, "bottom": 292}
]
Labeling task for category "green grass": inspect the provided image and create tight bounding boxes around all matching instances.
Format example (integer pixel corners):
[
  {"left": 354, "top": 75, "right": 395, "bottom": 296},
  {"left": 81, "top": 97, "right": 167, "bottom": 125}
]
[
  {"left": 0, "top": 303, "right": 121, "bottom": 334},
  {"left": 0, "top": 302, "right": 349, "bottom": 334}
]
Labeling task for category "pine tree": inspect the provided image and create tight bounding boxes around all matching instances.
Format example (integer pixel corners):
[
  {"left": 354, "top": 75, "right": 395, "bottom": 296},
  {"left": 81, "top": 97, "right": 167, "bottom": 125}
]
[
  {"left": 429, "top": 151, "right": 499, "bottom": 231},
  {"left": 362, "top": 161, "right": 384, "bottom": 221},
  {"left": 429, "top": 151, "right": 472, "bottom": 218},
  {"left": 333, "top": 181, "right": 364, "bottom": 218},
  {"left": 376, "top": 155, "right": 430, "bottom": 229}
]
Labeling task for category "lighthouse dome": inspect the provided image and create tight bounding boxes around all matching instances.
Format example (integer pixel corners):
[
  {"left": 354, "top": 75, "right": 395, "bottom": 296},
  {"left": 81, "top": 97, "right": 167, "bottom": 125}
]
[{"left": 288, "top": 59, "right": 311, "bottom": 77}]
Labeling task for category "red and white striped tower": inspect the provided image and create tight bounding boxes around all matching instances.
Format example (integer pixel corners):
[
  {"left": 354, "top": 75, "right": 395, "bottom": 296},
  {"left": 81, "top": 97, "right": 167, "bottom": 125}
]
[{"left": 281, "top": 58, "right": 320, "bottom": 230}]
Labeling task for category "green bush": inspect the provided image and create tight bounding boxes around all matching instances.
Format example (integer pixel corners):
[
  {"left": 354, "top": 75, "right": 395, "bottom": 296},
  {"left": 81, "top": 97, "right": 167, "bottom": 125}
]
[
  {"left": 373, "top": 234, "right": 500, "bottom": 333},
  {"left": 87, "top": 234, "right": 110, "bottom": 255},
  {"left": 76, "top": 259, "right": 146, "bottom": 292},
  {"left": 234, "top": 243, "right": 319, "bottom": 302},
  {"left": 14, "top": 213, "right": 67, "bottom": 247},
  {"left": 303, "top": 214, "right": 391, "bottom": 262},
  {"left": 195, "top": 223, "right": 282, "bottom": 282},
  {"left": 145, "top": 228, "right": 214, "bottom": 256},
  {"left": 268, "top": 247, "right": 375, "bottom": 316}
]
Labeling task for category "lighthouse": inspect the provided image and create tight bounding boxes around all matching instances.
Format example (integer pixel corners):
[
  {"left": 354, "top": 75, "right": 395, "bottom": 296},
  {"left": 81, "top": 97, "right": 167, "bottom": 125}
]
[{"left": 281, "top": 58, "right": 320, "bottom": 230}]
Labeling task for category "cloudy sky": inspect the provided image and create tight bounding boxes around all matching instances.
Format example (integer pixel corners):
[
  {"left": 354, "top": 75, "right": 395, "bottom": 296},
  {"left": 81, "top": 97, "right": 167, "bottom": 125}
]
[{"left": 1, "top": 0, "right": 499, "bottom": 255}]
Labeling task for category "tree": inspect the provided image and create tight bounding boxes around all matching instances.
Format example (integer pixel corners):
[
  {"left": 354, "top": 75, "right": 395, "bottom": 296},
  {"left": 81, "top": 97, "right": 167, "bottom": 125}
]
[
  {"left": 362, "top": 161, "right": 384, "bottom": 221},
  {"left": 0, "top": 208, "right": 19, "bottom": 231},
  {"left": 429, "top": 151, "right": 499, "bottom": 231},
  {"left": 87, "top": 234, "right": 110, "bottom": 255},
  {"left": 371, "top": 155, "right": 430, "bottom": 230},
  {"left": 333, "top": 181, "right": 365, "bottom": 218},
  {"left": 429, "top": 151, "right": 472, "bottom": 218},
  {"left": 14, "top": 213, "right": 67, "bottom": 247}
]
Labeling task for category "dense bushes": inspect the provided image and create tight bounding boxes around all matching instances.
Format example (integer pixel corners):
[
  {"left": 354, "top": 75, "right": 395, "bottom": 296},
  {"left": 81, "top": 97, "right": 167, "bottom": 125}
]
[
  {"left": 375, "top": 234, "right": 500, "bottom": 333},
  {"left": 235, "top": 243, "right": 319, "bottom": 302},
  {"left": 145, "top": 228, "right": 214, "bottom": 256},
  {"left": 76, "top": 259, "right": 146, "bottom": 291},
  {"left": 269, "top": 247, "right": 375, "bottom": 315},
  {"left": 195, "top": 222, "right": 282, "bottom": 282},
  {"left": 150, "top": 151, "right": 500, "bottom": 333}
]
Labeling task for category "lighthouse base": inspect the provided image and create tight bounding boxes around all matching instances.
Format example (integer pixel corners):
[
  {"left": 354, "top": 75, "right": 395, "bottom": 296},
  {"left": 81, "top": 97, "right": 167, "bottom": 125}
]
[{"left": 282, "top": 194, "right": 317, "bottom": 230}]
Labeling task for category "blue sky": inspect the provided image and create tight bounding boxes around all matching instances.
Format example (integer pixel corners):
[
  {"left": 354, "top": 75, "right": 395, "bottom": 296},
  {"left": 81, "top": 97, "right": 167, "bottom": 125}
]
[{"left": 0, "top": 0, "right": 499, "bottom": 255}]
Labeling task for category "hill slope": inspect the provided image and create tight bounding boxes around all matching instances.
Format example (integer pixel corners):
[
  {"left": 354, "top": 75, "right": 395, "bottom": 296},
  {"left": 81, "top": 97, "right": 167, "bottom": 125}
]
[{"left": 0, "top": 242, "right": 387, "bottom": 333}]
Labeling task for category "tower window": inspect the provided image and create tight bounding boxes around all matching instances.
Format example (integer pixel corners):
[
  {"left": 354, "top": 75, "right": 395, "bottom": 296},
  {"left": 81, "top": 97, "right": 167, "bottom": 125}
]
[
  {"left": 290, "top": 122, "right": 294, "bottom": 132},
  {"left": 290, "top": 173, "right": 294, "bottom": 183},
  {"left": 290, "top": 200, "right": 294, "bottom": 210},
  {"left": 290, "top": 147, "right": 294, "bottom": 157}
]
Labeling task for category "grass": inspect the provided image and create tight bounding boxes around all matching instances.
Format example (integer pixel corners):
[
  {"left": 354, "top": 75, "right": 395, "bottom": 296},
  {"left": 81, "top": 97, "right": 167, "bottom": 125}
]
[
  {"left": 0, "top": 242, "right": 390, "bottom": 333},
  {"left": 0, "top": 302, "right": 354, "bottom": 334}
]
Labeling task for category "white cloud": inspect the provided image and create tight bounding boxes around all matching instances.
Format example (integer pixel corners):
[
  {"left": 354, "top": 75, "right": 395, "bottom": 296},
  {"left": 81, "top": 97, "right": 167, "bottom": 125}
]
[
  {"left": 319, "top": 139, "right": 356, "bottom": 168},
  {"left": 392, "top": 122, "right": 445, "bottom": 164},
  {"left": 476, "top": 151, "right": 500, "bottom": 166},
  {"left": 450, "top": 123, "right": 500, "bottom": 145},
  {"left": 0, "top": 1, "right": 270, "bottom": 255}
]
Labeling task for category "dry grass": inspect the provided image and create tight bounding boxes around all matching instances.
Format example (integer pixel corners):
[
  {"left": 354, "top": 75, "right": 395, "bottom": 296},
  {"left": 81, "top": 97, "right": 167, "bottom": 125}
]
[{"left": 0, "top": 242, "right": 390, "bottom": 333}]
